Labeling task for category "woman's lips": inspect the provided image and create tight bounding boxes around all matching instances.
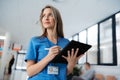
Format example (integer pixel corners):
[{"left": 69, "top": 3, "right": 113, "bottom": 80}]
[{"left": 45, "top": 22, "right": 50, "bottom": 24}]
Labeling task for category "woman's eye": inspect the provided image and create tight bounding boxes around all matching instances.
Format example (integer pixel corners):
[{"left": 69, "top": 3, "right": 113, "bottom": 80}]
[
  {"left": 42, "top": 14, "right": 45, "bottom": 18},
  {"left": 49, "top": 13, "right": 53, "bottom": 17},
  {"left": 42, "top": 13, "right": 53, "bottom": 19}
]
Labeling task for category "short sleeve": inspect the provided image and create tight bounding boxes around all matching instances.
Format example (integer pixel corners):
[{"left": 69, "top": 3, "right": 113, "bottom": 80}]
[{"left": 25, "top": 37, "right": 37, "bottom": 62}]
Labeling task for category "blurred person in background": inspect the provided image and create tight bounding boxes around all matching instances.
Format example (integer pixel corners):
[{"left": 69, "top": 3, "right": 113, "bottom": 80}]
[{"left": 72, "top": 62, "right": 95, "bottom": 80}]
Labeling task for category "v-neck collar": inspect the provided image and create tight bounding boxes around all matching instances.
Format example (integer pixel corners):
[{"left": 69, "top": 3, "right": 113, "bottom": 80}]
[{"left": 46, "top": 37, "right": 60, "bottom": 45}]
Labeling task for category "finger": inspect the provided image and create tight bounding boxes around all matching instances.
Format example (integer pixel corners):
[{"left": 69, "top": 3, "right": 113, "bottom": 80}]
[
  {"left": 51, "top": 49, "right": 59, "bottom": 55},
  {"left": 54, "top": 46, "right": 61, "bottom": 52},
  {"left": 67, "top": 50, "right": 70, "bottom": 57},
  {"left": 74, "top": 48, "right": 79, "bottom": 57},
  {"left": 51, "top": 49, "right": 58, "bottom": 52},
  {"left": 62, "top": 55, "right": 67, "bottom": 60},
  {"left": 54, "top": 53, "right": 59, "bottom": 56},
  {"left": 51, "top": 47, "right": 60, "bottom": 52},
  {"left": 71, "top": 48, "right": 74, "bottom": 56}
]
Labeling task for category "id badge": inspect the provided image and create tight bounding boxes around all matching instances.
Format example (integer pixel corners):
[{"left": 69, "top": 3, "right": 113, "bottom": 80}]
[{"left": 47, "top": 66, "right": 59, "bottom": 75}]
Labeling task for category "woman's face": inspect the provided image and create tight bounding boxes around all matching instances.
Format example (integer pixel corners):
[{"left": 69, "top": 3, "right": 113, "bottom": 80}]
[{"left": 42, "top": 8, "right": 55, "bottom": 29}]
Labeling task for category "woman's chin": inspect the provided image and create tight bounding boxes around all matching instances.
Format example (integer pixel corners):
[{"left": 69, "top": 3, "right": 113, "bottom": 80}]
[{"left": 44, "top": 26, "right": 54, "bottom": 29}]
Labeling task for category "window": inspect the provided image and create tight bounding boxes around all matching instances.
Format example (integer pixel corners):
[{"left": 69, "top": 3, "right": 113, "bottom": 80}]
[
  {"left": 99, "top": 18, "right": 113, "bottom": 64},
  {"left": 116, "top": 13, "right": 120, "bottom": 64},
  {"left": 78, "top": 30, "right": 87, "bottom": 64},
  {"left": 72, "top": 34, "right": 79, "bottom": 41},
  {"left": 87, "top": 24, "right": 98, "bottom": 64},
  {"left": 70, "top": 11, "right": 119, "bottom": 66},
  {"left": 78, "top": 54, "right": 86, "bottom": 64},
  {"left": 68, "top": 37, "right": 72, "bottom": 41},
  {"left": 79, "top": 30, "right": 86, "bottom": 43}
]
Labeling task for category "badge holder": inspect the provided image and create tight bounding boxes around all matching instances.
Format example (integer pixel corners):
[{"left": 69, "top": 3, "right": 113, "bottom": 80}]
[{"left": 47, "top": 66, "right": 59, "bottom": 75}]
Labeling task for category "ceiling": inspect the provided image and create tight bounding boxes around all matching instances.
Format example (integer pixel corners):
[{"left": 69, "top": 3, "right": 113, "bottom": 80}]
[{"left": 0, "top": 0, "right": 120, "bottom": 49}]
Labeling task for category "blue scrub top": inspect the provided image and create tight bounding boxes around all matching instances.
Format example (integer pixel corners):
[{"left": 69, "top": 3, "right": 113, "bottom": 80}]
[{"left": 25, "top": 36, "right": 69, "bottom": 80}]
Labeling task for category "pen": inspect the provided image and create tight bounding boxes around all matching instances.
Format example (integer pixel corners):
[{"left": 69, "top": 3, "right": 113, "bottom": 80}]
[
  {"left": 44, "top": 48, "right": 62, "bottom": 50},
  {"left": 44, "top": 48, "right": 50, "bottom": 50}
]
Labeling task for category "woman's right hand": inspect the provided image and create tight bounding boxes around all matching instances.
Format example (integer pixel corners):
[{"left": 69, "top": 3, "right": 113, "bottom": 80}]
[
  {"left": 26, "top": 46, "right": 61, "bottom": 77},
  {"left": 46, "top": 46, "right": 61, "bottom": 61}
]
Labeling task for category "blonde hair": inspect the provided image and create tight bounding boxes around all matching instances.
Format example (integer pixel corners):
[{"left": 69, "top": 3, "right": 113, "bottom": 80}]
[{"left": 40, "top": 5, "right": 64, "bottom": 38}]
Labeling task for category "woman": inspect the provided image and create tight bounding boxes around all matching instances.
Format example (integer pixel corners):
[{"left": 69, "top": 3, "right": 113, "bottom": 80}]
[{"left": 25, "top": 5, "right": 83, "bottom": 80}]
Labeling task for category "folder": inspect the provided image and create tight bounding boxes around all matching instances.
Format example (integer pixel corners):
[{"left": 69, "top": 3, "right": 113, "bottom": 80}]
[{"left": 51, "top": 40, "right": 92, "bottom": 63}]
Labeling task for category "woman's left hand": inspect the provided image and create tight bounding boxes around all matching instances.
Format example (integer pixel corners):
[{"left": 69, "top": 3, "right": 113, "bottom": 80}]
[
  {"left": 62, "top": 48, "right": 83, "bottom": 65},
  {"left": 62, "top": 48, "right": 83, "bottom": 75}
]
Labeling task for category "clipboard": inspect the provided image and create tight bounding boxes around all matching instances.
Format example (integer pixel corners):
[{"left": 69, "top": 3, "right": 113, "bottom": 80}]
[{"left": 51, "top": 40, "right": 92, "bottom": 63}]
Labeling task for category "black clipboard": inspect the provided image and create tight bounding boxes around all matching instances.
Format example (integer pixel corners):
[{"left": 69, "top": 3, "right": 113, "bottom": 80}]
[{"left": 51, "top": 40, "right": 92, "bottom": 63}]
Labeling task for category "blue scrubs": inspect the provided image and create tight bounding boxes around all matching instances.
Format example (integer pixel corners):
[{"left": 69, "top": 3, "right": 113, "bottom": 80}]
[{"left": 25, "top": 36, "right": 69, "bottom": 80}]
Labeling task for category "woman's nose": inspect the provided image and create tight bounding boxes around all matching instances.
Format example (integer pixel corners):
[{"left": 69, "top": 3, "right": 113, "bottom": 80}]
[{"left": 44, "top": 15, "right": 49, "bottom": 20}]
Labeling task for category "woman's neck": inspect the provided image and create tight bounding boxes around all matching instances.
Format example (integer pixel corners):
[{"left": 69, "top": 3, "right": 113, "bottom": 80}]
[{"left": 47, "top": 29, "right": 57, "bottom": 44}]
